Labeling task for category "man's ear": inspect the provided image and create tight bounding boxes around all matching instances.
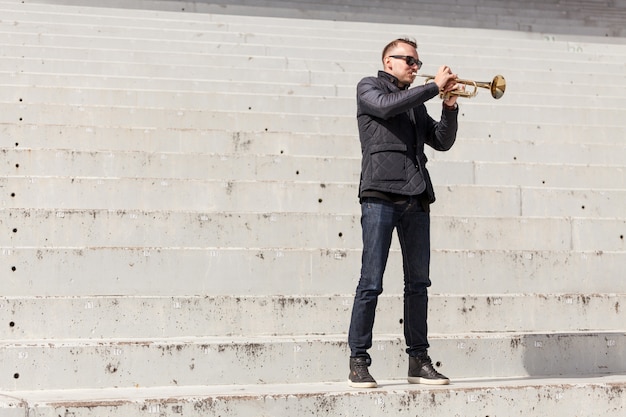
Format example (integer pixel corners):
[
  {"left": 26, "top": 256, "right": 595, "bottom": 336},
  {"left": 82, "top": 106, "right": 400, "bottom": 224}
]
[{"left": 382, "top": 56, "right": 391, "bottom": 70}]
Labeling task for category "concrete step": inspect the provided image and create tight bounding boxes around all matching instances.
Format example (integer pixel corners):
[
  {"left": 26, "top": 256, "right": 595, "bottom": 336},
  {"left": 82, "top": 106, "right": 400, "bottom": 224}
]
[
  {"left": 2, "top": 247, "right": 623, "bottom": 297},
  {"left": 1, "top": 55, "right": 623, "bottom": 104},
  {"left": 3, "top": 176, "right": 626, "bottom": 218},
  {"left": 2, "top": 123, "right": 626, "bottom": 157},
  {"left": 1, "top": 33, "right": 624, "bottom": 80},
  {"left": 2, "top": 102, "right": 362, "bottom": 135},
  {"left": 0, "top": 70, "right": 356, "bottom": 98},
  {"left": 3, "top": 103, "right": 625, "bottom": 138},
  {"left": 1, "top": 61, "right": 619, "bottom": 103},
  {"left": 3, "top": 56, "right": 625, "bottom": 96},
  {"left": 0, "top": 3, "right": 600, "bottom": 39},
  {"left": 3, "top": 111, "right": 625, "bottom": 148},
  {"left": 2, "top": 147, "right": 626, "bottom": 189},
  {"left": 4, "top": 77, "right": 626, "bottom": 108},
  {"left": 3, "top": 209, "right": 626, "bottom": 251},
  {"left": 3, "top": 131, "right": 626, "bottom": 167},
  {"left": 2, "top": 294, "right": 624, "bottom": 340},
  {"left": 2, "top": 73, "right": 625, "bottom": 112},
  {"left": 1, "top": 6, "right": 625, "bottom": 83},
  {"left": 469, "top": 161, "right": 626, "bottom": 189},
  {"left": 3, "top": 2, "right": 626, "bottom": 53},
  {"left": 0, "top": 149, "right": 364, "bottom": 183},
  {"left": 0, "top": 124, "right": 364, "bottom": 157},
  {"left": 1, "top": 34, "right": 624, "bottom": 76},
  {"left": 1, "top": 332, "right": 624, "bottom": 390},
  {"left": 432, "top": 138, "right": 626, "bottom": 165},
  {"left": 0, "top": 56, "right": 360, "bottom": 88},
  {"left": 1, "top": 375, "right": 625, "bottom": 416},
  {"left": 9, "top": 0, "right": 626, "bottom": 39},
  {"left": 4, "top": 84, "right": 626, "bottom": 116}
]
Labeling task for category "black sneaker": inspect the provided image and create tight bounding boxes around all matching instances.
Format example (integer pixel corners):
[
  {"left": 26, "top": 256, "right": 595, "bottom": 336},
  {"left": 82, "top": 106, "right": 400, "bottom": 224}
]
[
  {"left": 348, "top": 357, "right": 377, "bottom": 388},
  {"left": 408, "top": 354, "right": 450, "bottom": 385}
]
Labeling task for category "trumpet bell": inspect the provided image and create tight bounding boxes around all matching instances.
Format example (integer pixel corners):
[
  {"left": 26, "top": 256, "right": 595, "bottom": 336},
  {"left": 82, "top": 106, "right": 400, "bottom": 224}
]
[
  {"left": 489, "top": 75, "right": 506, "bottom": 99},
  {"left": 460, "top": 74, "right": 506, "bottom": 99}
]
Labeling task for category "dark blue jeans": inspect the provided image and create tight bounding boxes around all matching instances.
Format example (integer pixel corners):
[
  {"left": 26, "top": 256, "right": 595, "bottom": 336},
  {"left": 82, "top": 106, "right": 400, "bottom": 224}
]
[{"left": 348, "top": 196, "right": 431, "bottom": 359}]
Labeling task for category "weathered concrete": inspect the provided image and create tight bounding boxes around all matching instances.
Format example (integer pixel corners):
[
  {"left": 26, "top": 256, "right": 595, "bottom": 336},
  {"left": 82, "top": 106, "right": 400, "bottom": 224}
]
[
  {"left": 3, "top": 349, "right": 623, "bottom": 405},
  {"left": 4, "top": 208, "right": 625, "bottom": 251},
  {"left": 1, "top": 247, "right": 624, "bottom": 296},
  {"left": 2, "top": 294, "right": 624, "bottom": 339},
  {"left": 1, "top": 376, "right": 623, "bottom": 416},
  {"left": 0, "top": 0, "right": 624, "bottom": 415},
  {"left": 3, "top": 122, "right": 625, "bottom": 157},
  {"left": 21, "top": 0, "right": 626, "bottom": 38},
  {"left": 5, "top": 176, "right": 626, "bottom": 217},
  {"left": 4, "top": 149, "right": 626, "bottom": 193},
  {"left": 0, "top": 332, "right": 624, "bottom": 390}
]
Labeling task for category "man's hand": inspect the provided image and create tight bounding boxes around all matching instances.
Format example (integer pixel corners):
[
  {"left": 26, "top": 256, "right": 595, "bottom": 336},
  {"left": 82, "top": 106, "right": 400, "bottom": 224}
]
[
  {"left": 433, "top": 65, "right": 457, "bottom": 92},
  {"left": 433, "top": 65, "right": 464, "bottom": 106},
  {"left": 443, "top": 82, "right": 465, "bottom": 107}
]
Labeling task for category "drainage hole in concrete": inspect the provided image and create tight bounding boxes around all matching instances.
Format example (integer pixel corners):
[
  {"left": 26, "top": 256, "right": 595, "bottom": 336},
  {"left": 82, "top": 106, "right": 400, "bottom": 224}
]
[
  {"left": 11, "top": 266, "right": 16, "bottom": 271},
  {"left": 338, "top": 232, "right": 343, "bottom": 237},
  {"left": 318, "top": 198, "right": 323, "bottom": 203},
  {"left": 9, "top": 322, "right": 15, "bottom": 327},
  {"left": 435, "top": 361, "right": 442, "bottom": 367},
  {"left": 13, "top": 373, "right": 19, "bottom": 379}
]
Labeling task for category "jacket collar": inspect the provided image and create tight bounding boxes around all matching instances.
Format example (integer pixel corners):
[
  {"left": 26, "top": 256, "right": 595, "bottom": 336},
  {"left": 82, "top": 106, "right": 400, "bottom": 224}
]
[{"left": 378, "top": 70, "right": 409, "bottom": 90}]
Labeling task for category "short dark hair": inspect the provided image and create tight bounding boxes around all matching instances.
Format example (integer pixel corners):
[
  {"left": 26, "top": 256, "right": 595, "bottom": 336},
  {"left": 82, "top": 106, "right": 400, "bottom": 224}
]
[{"left": 382, "top": 38, "right": 418, "bottom": 62}]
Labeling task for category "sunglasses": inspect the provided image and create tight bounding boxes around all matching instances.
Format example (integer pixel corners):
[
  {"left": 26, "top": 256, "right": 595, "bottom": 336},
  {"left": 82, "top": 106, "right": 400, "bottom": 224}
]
[{"left": 388, "top": 55, "right": 423, "bottom": 69}]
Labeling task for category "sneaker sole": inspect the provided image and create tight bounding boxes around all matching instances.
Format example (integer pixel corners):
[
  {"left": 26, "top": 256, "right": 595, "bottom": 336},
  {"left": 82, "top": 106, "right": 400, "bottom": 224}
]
[
  {"left": 407, "top": 376, "right": 450, "bottom": 385},
  {"left": 348, "top": 379, "right": 378, "bottom": 388}
]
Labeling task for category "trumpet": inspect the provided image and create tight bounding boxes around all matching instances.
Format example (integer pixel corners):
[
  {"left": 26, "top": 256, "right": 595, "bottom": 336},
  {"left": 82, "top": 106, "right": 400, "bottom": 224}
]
[{"left": 414, "top": 73, "right": 506, "bottom": 99}]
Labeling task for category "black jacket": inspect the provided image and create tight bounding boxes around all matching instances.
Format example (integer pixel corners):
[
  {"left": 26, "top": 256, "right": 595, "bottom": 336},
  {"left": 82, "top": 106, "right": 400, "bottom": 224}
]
[{"left": 357, "top": 71, "right": 459, "bottom": 204}]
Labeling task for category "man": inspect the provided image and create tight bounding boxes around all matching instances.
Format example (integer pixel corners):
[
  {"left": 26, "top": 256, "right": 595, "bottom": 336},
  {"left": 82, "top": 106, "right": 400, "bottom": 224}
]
[{"left": 348, "top": 38, "right": 461, "bottom": 388}]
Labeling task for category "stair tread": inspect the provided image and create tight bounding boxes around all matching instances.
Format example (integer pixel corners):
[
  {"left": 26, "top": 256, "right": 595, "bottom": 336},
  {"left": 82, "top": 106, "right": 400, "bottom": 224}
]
[{"left": 3, "top": 374, "right": 625, "bottom": 404}]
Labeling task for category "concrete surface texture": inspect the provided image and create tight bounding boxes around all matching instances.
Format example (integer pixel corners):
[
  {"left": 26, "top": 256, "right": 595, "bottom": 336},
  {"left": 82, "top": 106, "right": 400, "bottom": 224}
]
[{"left": 0, "top": 0, "right": 625, "bottom": 415}]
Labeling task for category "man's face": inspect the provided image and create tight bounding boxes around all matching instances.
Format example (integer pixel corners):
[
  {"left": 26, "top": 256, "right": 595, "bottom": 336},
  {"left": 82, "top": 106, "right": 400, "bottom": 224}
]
[{"left": 383, "top": 43, "right": 420, "bottom": 88}]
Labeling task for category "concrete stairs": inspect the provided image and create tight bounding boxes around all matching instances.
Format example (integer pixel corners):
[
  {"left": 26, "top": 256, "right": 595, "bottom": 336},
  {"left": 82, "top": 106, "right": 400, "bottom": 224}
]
[
  {"left": 1, "top": 0, "right": 625, "bottom": 415},
  {"left": 27, "top": 0, "right": 626, "bottom": 38}
]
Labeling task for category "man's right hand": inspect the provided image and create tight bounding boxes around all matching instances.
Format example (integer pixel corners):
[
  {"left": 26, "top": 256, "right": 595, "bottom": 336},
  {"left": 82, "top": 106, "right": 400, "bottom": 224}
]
[{"left": 433, "top": 65, "right": 458, "bottom": 94}]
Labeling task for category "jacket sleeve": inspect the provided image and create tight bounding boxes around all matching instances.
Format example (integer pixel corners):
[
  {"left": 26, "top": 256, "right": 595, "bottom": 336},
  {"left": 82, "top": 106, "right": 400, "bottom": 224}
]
[
  {"left": 357, "top": 77, "right": 440, "bottom": 120},
  {"left": 421, "top": 105, "right": 459, "bottom": 151}
]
